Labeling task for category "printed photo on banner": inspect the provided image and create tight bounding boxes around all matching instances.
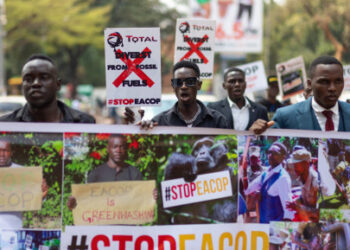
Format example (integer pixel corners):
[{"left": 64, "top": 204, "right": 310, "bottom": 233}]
[
  {"left": 318, "top": 139, "right": 350, "bottom": 211},
  {"left": 61, "top": 223, "right": 269, "bottom": 250},
  {"left": 157, "top": 134, "right": 238, "bottom": 225},
  {"left": 276, "top": 56, "right": 307, "bottom": 100},
  {"left": 174, "top": 18, "right": 216, "bottom": 79},
  {"left": 190, "top": 0, "right": 263, "bottom": 53},
  {"left": 0, "top": 132, "right": 62, "bottom": 230},
  {"left": 63, "top": 133, "right": 157, "bottom": 226},
  {"left": 238, "top": 135, "right": 323, "bottom": 224},
  {"left": 236, "top": 60, "right": 268, "bottom": 93},
  {"left": 104, "top": 27, "right": 161, "bottom": 107},
  {"left": 344, "top": 65, "right": 350, "bottom": 90},
  {"left": 0, "top": 229, "right": 61, "bottom": 250},
  {"left": 270, "top": 221, "right": 349, "bottom": 249}
]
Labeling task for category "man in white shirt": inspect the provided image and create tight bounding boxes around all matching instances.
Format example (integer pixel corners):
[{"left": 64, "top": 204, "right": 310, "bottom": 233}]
[
  {"left": 250, "top": 56, "right": 350, "bottom": 133},
  {"left": 208, "top": 67, "right": 268, "bottom": 130},
  {"left": 245, "top": 142, "right": 294, "bottom": 223}
]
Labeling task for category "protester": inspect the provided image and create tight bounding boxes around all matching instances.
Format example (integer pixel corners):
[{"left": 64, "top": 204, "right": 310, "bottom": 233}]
[
  {"left": 125, "top": 60, "right": 228, "bottom": 129},
  {"left": 207, "top": 67, "right": 268, "bottom": 130},
  {"left": 245, "top": 142, "right": 294, "bottom": 223},
  {"left": 0, "top": 54, "right": 95, "bottom": 123},
  {"left": 250, "top": 56, "right": 350, "bottom": 133},
  {"left": 259, "top": 75, "right": 284, "bottom": 119}
]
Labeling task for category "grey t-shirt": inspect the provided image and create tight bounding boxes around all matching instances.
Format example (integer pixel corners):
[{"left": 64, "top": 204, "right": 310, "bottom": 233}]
[{"left": 87, "top": 162, "right": 143, "bottom": 183}]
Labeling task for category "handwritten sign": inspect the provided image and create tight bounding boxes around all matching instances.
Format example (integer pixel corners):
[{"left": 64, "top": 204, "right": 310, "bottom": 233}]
[
  {"left": 0, "top": 167, "right": 42, "bottom": 212},
  {"left": 161, "top": 170, "right": 232, "bottom": 208},
  {"left": 104, "top": 27, "right": 161, "bottom": 107},
  {"left": 72, "top": 180, "right": 155, "bottom": 225},
  {"left": 174, "top": 18, "right": 216, "bottom": 79}
]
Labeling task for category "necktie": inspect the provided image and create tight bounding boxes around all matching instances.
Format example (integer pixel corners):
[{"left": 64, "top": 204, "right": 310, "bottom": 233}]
[{"left": 322, "top": 110, "right": 334, "bottom": 131}]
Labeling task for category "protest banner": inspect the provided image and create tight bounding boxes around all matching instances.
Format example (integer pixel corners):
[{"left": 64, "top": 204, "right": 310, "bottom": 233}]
[
  {"left": 0, "top": 123, "right": 350, "bottom": 246},
  {"left": 190, "top": 0, "right": 263, "bottom": 53},
  {"left": 237, "top": 60, "right": 268, "bottom": 93},
  {"left": 174, "top": 19, "right": 216, "bottom": 79},
  {"left": 104, "top": 27, "right": 161, "bottom": 107},
  {"left": 71, "top": 180, "right": 155, "bottom": 225},
  {"left": 276, "top": 56, "right": 307, "bottom": 100},
  {"left": 0, "top": 167, "right": 42, "bottom": 212},
  {"left": 161, "top": 170, "right": 232, "bottom": 208},
  {"left": 61, "top": 224, "right": 269, "bottom": 249},
  {"left": 344, "top": 65, "right": 350, "bottom": 90}
]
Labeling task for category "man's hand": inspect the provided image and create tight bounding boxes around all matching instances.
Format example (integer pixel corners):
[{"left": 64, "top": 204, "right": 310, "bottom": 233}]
[
  {"left": 249, "top": 120, "right": 274, "bottom": 135},
  {"left": 286, "top": 201, "right": 297, "bottom": 211},
  {"left": 153, "top": 188, "right": 158, "bottom": 201},
  {"left": 41, "top": 178, "right": 49, "bottom": 199},
  {"left": 124, "top": 107, "right": 145, "bottom": 124},
  {"left": 67, "top": 196, "right": 77, "bottom": 210},
  {"left": 139, "top": 120, "right": 158, "bottom": 130}
]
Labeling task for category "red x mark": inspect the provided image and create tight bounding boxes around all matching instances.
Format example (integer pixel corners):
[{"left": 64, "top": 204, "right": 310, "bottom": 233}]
[
  {"left": 113, "top": 47, "right": 154, "bottom": 88},
  {"left": 180, "top": 35, "right": 209, "bottom": 64}
]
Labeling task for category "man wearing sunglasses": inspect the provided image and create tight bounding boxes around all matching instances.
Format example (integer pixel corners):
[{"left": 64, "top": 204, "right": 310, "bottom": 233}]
[
  {"left": 207, "top": 67, "right": 268, "bottom": 130},
  {"left": 129, "top": 60, "right": 228, "bottom": 128}
]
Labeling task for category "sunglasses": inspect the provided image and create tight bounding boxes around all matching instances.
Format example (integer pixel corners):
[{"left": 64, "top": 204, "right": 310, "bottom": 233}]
[{"left": 171, "top": 77, "right": 198, "bottom": 88}]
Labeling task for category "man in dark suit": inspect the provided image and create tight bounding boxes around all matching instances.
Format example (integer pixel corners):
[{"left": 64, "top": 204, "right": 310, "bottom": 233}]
[
  {"left": 208, "top": 67, "right": 268, "bottom": 130},
  {"left": 250, "top": 56, "right": 350, "bottom": 133}
]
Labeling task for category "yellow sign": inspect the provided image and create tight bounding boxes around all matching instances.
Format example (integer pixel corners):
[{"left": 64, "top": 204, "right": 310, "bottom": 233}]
[
  {"left": 72, "top": 180, "right": 155, "bottom": 225},
  {"left": 0, "top": 167, "right": 42, "bottom": 212}
]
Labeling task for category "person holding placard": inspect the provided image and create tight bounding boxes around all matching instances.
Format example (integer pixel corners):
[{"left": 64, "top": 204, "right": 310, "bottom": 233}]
[
  {"left": 0, "top": 54, "right": 95, "bottom": 123},
  {"left": 207, "top": 67, "right": 268, "bottom": 130},
  {"left": 125, "top": 60, "right": 228, "bottom": 129},
  {"left": 250, "top": 56, "right": 350, "bottom": 133}
]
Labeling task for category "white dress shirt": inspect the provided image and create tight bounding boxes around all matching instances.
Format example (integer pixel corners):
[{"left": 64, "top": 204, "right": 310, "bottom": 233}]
[
  {"left": 311, "top": 97, "right": 339, "bottom": 131},
  {"left": 245, "top": 164, "right": 295, "bottom": 220},
  {"left": 227, "top": 97, "right": 250, "bottom": 130}
]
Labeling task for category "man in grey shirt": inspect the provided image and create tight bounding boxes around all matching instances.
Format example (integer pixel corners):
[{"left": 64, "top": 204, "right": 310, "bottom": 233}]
[{"left": 87, "top": 134, "right": 142, "bottom": 182}]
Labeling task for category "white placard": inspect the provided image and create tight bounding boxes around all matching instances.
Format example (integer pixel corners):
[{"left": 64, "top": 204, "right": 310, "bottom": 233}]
[
  {"left": 237, "top": 60, "right": 268, "bottom": 93},
  {"left": 276, "top": 56, "right": 307, "bottom": 100},
  {"left": 344, "top": 65, "right": 350, "bottom": 90},
  {"left": 104, "top": 28, "right": 161, "bottom": 107},
  {"left": 62, "top": 224, "right": 269, "bottom": 250},
  {"left": 161, "top": 170, "right": 232, "bottom": 208},
  {"left": 174, "top": 19, "right": 216, "bottom": 79}
]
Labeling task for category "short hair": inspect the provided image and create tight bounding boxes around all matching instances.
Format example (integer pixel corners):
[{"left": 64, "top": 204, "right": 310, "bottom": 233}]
[
  {"left": 25, "top": 54, "right": 56, "bottom": 66},
  {"left": 224, "top": 67, "right": 245, "bottom": 81},
  {"left": 309, "top": 56, "right": 343, "bottom": 78},
  {"left": 108, "top": 134, "right": 126, "bottom": 147},
  {"left": 271, "top": 142, "right": 287, "bottom": 156},
  {"left": 173, "top": 60, "right": 200, "bottom": 78}
]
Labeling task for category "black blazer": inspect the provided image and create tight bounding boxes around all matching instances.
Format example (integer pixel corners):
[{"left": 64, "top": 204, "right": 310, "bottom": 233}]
[{"left": 207, "top": 98, "right": 268, "bottom": 130}]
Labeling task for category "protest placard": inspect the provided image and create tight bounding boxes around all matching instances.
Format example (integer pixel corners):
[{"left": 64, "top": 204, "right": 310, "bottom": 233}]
[
  {"left": 104, "top": 27, "right": 161, "bottom": 107},
  {"left": 344, "top": 65, "right": 350, "bottom": 90},
  {"left": 0, "top": 167, "right": 42, "bottom": 212},
  {"left": 174, "top": 19, "right": 216, "bottom": 79},
  {"left": 161, "top": 170, "right": 232, "bottom": 208},
  {"left": 189, "top": 0, "right": 263, "bottom": 53},
  {"left": 71, "top": 180, "right": 155, "bottom": 225},
  {"left": 276, "top": 56, "right": 307, "bottom": 100},
  {"left": 237, "top": 60, "right": 268, "bottom": 93},
  {"left": 61, "top": 224, "right": 269, "bottom": 249}
]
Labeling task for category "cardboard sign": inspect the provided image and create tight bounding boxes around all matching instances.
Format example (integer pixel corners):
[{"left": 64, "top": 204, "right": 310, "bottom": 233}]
[
  {"left": 174, "top": 19, "right": 216, "bottom": 79},
  {"left": 276, "top": 56, "right": 307, "bottom": 100},
  {"left": 0, "top": 167, "right": 42, "bottom": 212},
  {"left": 344, "top": 65, "right": 350, "bottom": 90},
  {"left": 62, "top": 224, "right": 269, "bottom": 250},
  {"left": 237, "top": 60, "right": 268, "bottom": 93},
  {"left": 161, "top": 170, "right": 232, "bottom": 208},
  {"left": 104, "top": 28, "right": 161, "bottom": 107},
  {"left": 72, "top": 180, "right": 155, "bottom": 225},
  {"left": 190, "top": 0, "right": 263, "bottom": 53}
]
